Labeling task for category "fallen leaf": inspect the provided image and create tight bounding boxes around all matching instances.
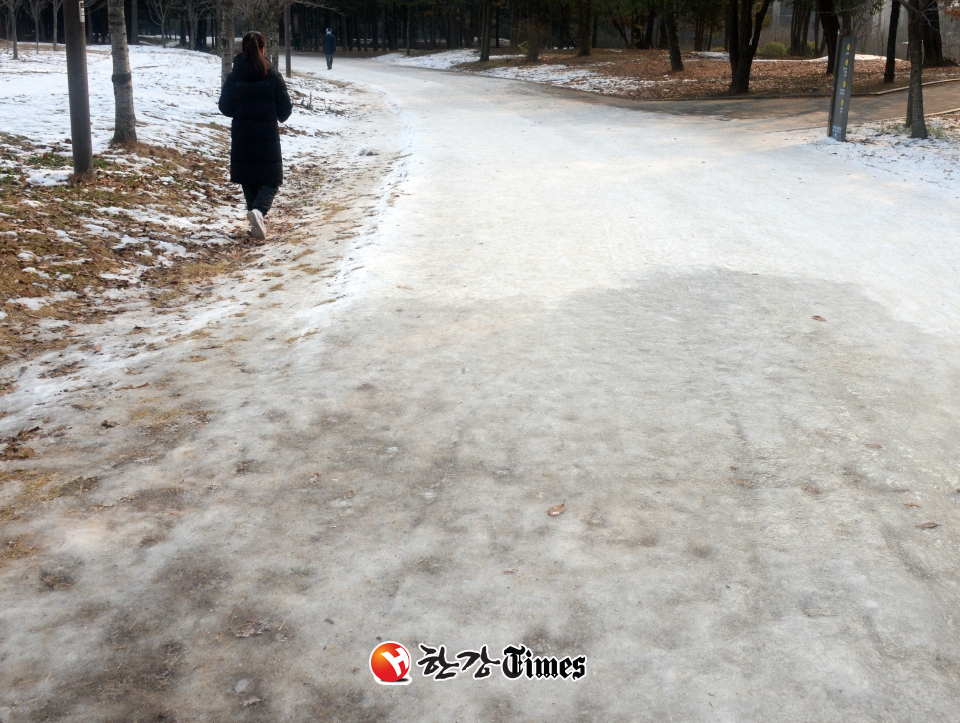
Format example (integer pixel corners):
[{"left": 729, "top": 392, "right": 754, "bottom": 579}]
[
  {"left": 730, "top": 465, "right": 738, "bottom": 471},
  {"left": 548, "top": 501, "right": 566, "bottom": 517},
  {"left": 812, "top": 315, "right": 827, "bottom": 322},
  {"left": 503, "top": 568, "right": 518, "bottom": 574},
  {"left": 730, "top": 477, "right": 752, "bottom": 488},
  {"left": 346, "top": 490, "right": 355, "bottom": 498},
  {"left": 234, "top": 619, "right": 269, "bottom": 638},
  {"left": 917, "top": 522, "right": 940, "bottom": 529},
  {"left": 324, "top": 618, "right": 335, "bottom": 625},
  {"left": 101, "top": 420, "right": 118, "bottom": 429},
  {"left": 865, "top": 443, "right": 882, "bottom": 450},
  {"left": 242, "top": 697, "right": 263, "bottom": 707},
  {"left": 117, "top": 382, "right": 150, "bottom": 390},
  {"left": 904, "top": 502, "right": 920, "bottom": 508}
]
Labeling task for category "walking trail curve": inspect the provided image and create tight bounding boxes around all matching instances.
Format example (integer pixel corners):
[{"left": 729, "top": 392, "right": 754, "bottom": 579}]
[
  {"left": 2, "top": 58, "right": 960, "bottom": 722},
  {"left": 563, "top": 76, "right": 960, "bottom": 129}
]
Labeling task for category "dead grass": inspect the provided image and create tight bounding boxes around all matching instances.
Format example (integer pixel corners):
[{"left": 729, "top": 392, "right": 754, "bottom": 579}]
[
  {"left": 0, "top": 134, "right": 268, "bottom": 364},
  {"left": 471, "top": 49, "right": 960, "bottom": 99}
]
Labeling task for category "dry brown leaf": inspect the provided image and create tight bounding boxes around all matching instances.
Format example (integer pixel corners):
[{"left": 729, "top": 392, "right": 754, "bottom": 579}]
[
  {"left": 101, "top": 420, "right": 118, "bottom": 429},
  {"left": 234, "top": 619, "right": 269, "bottom": 638},
  {"left": 865, "top": 443, "right": 882, "bottom": 450},
  {"left": 346, "top": 490, "right": 355, "bottom": 498},
  {"left": 917, "top": 522, "right": 940, "bottom": 530},
  {"left": 503, "top": 568, "right": 518, "bottom": 574},
  {"left": 548, "top": 501, "right": 566, "bottom": 517},
  {"left": 730, "top": 477, "right": 752, "bottom": 488},
  {"left": 904, "top": 502, "right": 921, "bottom": 508},
  {"left": 812, "top": 315, "right": 827, "bottom": 322}
]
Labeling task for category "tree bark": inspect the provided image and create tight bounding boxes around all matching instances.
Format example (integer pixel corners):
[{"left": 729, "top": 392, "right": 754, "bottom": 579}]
[
  {"left": 664, "top": 5, "right": 682, "bottom": 71},
  {"left": 817, "top": 0, "right": 840, "bottom": 74},
  {"left": 907, "top": 4, "right": 926, "bottom": 138},
  {"left": 130, "top": 0, "right": 138, "bottom": 43},
  {"left": 108, "top": 0, "right": 137, "bottom": 145},
  {"left": 219, "top": 0, "right": 234, "bottom": 84},
  {"left": 884, "top": 0, "right": 899, "bottom": 82},
  {"left": 577, "top": 0, "right": 590, "bottom": 56},
  {"left": 921, "top": 0, "right": 943, "bottom": 67},
  {"left": 643, "top": 8, "right": 656, "bottom": 49},
  {"left": 12, "top": 0, "right": 20, "bottom": 59},
  {"left": 728, "top": 0, "right": 772, "bottom": 94},
  {"left": 479, "top": 0, "right": 491, "bottom": 60},
  {"left": 284, "top": 2, "right": 290, "bottom": 77}
]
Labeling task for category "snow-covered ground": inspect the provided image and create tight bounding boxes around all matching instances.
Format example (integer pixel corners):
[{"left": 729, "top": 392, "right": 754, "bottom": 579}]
[
  {"left": 795, "top": 118, "right": 960, "bottom": 193},
  {"left": 0, "top": 44, "right": 353, "bottom": 168},
  {"left": 0, "top": 45, "right": 368, "bottom": 318},
  {"left": 375, "top": 48, "right": 646, "bottom": 93}
]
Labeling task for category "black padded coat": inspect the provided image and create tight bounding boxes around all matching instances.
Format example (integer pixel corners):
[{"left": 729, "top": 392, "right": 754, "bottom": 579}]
[{"left": 218, "top": 55, "right": 293, "bottom": 187}]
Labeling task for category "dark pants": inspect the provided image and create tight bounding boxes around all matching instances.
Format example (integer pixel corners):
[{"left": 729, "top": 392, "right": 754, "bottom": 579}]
[
  {"left": 326, "top": 54, "right": 333, "bottom": 69},
  {"left": 241, "top": 184, "right": 278, "bottom": 216}
]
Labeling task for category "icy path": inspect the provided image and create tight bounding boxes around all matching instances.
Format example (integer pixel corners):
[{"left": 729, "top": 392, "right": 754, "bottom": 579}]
[
  {"left": 2, "top": 58, "right": 960, "bottom": 722},
  {"left": 326, "top": 59, "right": 960, "bottom": 335}
]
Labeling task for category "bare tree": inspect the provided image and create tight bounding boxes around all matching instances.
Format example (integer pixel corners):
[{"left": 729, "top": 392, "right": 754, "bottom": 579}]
[
  {"left": 219, "top": 0, "right": 235, "bottom": 83},
  {"left": 479, "top": 0, "right": 492, "bottom": 60},
  {"left": 26, "top": 0, "right": 44, "bottom": 50},
  {"left": 108, "top": 0, "right": 137, "bottom": 144},
  {"left": 147, "top": 0, "right": 177, "bottom": 45},
  {"left": 726, "top": 0, "right": 773, "bottom": 93},
  {"left": 3, "top": 0, "right": 22, "bottom": 59},
  {"left": 49, "top": 0, "right": 64, "bottom": 50},
  {"left": 901, "top": 0, "right": 934, "bottom": 137}
]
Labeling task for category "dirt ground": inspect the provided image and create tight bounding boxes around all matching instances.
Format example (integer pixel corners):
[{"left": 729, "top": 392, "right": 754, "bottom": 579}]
[{"left": 471, "top": 48, "right": 960, "bottom": 99}]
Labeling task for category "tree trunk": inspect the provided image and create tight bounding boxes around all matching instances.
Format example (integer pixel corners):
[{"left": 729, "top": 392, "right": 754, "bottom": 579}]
[
  {"left": 219, "top": 0, "right": 234, "bottom": 84},
  {"left": 790, "top": 0, "right": 811, "bottom": 56},
  {"left": 665, "top": 6, "right": 682, "bottom": 70},
  {"left": 108, "top": 0, "right": 137, "bottom": 145},
  {"left": 479, "top": 0, "right": 491, "bottom": 60},
  {"left": 817, "top": 0, "right": 840, "bottom": 74},
  {"left": 130, "top": 0, "right": 138, "bottom": 43},
  {"left": 577, "top": 0, "right": 590, "bottom": 56},
  {"left": 267, "top": 17, "right": 279, "bottom": 68},
  {"left": 728, "top": 0, "right": 772, "bottom": 94},
  {"left": 643, "top": 8, "right": 656, "bottom": 49},
  {"left": 921, "top": 0, "right": 943, "bottom": 67},
  {"left": 884, "top": 0, "right": 899, "bottom": 82},
  {"left": 907, "top": 6, "right": 926, "bottom": 138},
  {"left": 12, "top": 3, "right": 19, "bottom": 59},
  {"left": 284, "top": 2, "right": 290, "bottom": 77},
  {"left": 53, "top": 0, "right": 60, "bottom": 50}
]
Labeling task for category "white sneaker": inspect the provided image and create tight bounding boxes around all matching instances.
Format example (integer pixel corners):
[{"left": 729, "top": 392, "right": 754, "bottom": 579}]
[{"left": 247, "top": 209, "right": 266, "bottom": 240}]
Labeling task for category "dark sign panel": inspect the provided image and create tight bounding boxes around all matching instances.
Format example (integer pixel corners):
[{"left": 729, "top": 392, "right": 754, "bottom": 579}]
[{"left": 828, "top": 37, "right": 857, "bottom": 141}]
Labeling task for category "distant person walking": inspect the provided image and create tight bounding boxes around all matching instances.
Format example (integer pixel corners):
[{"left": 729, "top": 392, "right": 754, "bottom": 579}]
[
  {"left": 218, "top": 31, "right": 293, "bottom": 241},
  {"left": 323, "top": 28, "right": 336, "bottom": 70}
]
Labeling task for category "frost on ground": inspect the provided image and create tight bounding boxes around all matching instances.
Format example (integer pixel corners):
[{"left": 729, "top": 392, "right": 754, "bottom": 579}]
[
  {"left": 794, "top": 113, "right": 960, "bottom": 193},
  {"left": 372, "top": 48, "right": 953, "bottom": 99},
  {"left": 375, "top": 48, "right": 642, "bottom": 93},
  {"left": 0, "top": 45, "right": 365, "bottom": 361}
]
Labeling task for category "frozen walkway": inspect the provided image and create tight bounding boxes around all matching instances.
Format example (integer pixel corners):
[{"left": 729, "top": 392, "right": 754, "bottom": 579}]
[
  {"left": 3, "top": 57, "right": 960, "bottom": 722},
  {"left": 302, "top": 58, "right": 960, "bottom": 720}
]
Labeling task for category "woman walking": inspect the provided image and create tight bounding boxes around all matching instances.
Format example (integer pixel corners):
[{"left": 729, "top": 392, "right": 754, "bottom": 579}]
[{"left": 218, "top": 31, "right": 293, "bottom": 240}]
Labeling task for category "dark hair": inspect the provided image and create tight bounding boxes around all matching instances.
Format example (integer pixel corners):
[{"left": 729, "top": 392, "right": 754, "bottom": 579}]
[{"left": 241, "top": 31, "right": 269, "bottom": 78}]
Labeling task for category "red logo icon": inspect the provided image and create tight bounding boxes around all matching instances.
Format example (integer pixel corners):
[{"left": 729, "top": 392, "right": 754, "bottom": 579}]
[{"left": 370, "top": 641, "right": 412, "bottom": 685}]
